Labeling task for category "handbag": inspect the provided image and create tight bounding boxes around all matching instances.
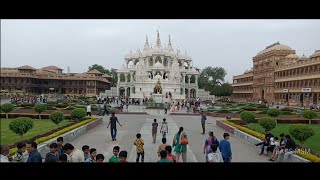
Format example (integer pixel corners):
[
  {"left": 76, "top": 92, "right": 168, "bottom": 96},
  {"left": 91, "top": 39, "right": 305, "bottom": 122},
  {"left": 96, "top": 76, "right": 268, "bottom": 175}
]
[{"left": 180, "top": 132, "right": 188, "bottom": 145}]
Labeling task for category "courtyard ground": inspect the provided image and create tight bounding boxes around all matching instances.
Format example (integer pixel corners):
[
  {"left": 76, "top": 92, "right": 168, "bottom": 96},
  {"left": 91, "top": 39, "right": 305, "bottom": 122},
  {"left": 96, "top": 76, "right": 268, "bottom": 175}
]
[{"left": 70, "top": 112, "right": 270, "bottom": 162}]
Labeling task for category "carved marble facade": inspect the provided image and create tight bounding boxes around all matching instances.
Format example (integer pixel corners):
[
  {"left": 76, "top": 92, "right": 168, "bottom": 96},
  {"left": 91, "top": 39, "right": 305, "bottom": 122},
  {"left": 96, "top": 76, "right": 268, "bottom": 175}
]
[{"left": 115, "top": 31, "right": 200, "bottom": 100}]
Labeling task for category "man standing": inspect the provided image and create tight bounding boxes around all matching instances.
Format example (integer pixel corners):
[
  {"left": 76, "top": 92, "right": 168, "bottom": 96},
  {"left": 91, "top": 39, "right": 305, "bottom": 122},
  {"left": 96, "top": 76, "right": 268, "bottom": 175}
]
[
  {"left": 200, "top": 111, "right": 207, "bottom": 135},
  {"left": 86, "top": 103, "right": 92, "bottom": 116},
  {"left": 164, "top": 102, "right": 169, "bottom": 114},
  {"left": 219, "top": 133, "right": 232, "bottom": 163},
  {"left": 152, "top": 119, "right": 158, "bottom": 143},
  {"left": 26, "top": 142, "right": 43, "bottom": 163},
  {"left": 107, "top": 112, "right": 122, "bottom": 141}
]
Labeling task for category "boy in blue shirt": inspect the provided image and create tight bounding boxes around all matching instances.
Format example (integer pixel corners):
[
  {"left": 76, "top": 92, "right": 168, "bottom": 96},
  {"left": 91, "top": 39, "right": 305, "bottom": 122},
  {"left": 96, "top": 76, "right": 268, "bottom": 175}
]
[{"left": 219, "top": 133, "right": 232, "bottom": 163}]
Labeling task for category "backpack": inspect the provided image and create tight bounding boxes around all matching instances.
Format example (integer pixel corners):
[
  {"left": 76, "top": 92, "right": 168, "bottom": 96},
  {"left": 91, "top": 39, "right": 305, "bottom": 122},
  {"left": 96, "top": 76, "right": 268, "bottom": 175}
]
[{"left": 212, "top": 136, "right": 219, "bottom": 147}]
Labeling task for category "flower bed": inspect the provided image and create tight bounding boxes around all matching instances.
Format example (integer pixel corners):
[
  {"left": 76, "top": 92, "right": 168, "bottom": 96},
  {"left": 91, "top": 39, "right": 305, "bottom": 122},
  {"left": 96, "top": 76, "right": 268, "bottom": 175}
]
[{"left": 8, "top": 117, "right": 96, "bottom": 156}]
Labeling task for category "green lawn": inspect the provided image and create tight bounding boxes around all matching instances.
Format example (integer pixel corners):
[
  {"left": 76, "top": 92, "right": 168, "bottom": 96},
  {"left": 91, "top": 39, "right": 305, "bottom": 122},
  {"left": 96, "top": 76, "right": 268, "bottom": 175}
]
[
  {"left": 247, "top": 123, "right": 320, "bottom": 154},
  {"left": 1, "top": 118, "right": 71, "bottom": 146}
]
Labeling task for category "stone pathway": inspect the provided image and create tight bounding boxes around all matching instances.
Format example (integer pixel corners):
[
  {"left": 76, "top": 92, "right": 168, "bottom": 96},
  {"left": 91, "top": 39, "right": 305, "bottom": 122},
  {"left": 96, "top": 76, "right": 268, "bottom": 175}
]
[{"left": 69, "top": 114, "right": 270, "bottom": 162}]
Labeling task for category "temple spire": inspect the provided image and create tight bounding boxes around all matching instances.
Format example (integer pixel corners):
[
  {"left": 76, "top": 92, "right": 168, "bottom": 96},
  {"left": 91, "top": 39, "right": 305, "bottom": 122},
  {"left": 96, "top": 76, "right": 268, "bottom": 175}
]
[
  {"left": 167, "top": 34, "right": 173, "bottom": 51},
  {"left": 156, "top": 30, "right": 162, "bottom": 48},
  {"left": 143, "top": 34, "right": 150, "bottom": 51}
]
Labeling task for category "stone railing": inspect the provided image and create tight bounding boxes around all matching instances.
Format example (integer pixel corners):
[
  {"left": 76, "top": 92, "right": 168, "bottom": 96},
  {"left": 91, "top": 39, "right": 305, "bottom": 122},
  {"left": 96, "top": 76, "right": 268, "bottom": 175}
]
[{"left": 216, "top": 120, "right": 310, "bottom": 162}]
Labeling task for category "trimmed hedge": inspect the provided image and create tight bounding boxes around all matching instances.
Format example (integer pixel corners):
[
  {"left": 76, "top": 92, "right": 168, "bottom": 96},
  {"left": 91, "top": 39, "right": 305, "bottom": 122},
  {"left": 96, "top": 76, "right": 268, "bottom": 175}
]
[
  {"left": 281, "top": 111, "right": 294, "bottom": 115},
  {"left": 0, "top": 113, "right": 72, "bottom": 120},
  {"left": 217, "top": 109, "right": 231, "bottom": 113},
  {"left": 267, "top": 108, "right": 282, "bottom": 117},
  {"left": 240, "top": 111, "right": 256, "bottom": 124},
  {"left": 71, "top": 108, "right": 87, "bottom": 121},
  {"left": 258, "top": 117, "right": 276, "bottom": 131},
  {"left": 281, "top": 107, "right": 293, "bottom": 112},
  {"left": 242, "top": 107, "right": 257, "bottom": 111}
]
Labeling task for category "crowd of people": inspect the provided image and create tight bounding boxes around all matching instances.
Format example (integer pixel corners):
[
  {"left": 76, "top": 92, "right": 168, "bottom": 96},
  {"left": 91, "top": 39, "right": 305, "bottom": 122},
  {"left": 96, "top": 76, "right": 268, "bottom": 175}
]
[{"left": 255, "top": 130, "right": 297, "bottom": 161}]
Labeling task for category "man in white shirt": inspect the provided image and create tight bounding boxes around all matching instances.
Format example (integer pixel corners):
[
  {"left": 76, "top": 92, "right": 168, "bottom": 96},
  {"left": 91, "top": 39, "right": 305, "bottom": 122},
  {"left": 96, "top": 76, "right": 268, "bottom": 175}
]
[
  {"left": 63, "top": 143, "right": 84, "bottom": 162},
  {"left": 86, "top": 104, "right": 92, "bottom": 116},
  {"left": 0, "top": 145, "right": 10, "bottom": 163}
]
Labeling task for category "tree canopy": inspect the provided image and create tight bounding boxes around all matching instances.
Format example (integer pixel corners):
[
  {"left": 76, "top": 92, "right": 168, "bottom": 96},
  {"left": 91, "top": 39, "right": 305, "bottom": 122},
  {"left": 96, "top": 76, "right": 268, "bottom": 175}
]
[
  {"left": 88, "top": 64, "right": 117, "bottom": 87},
  {"left": 198, "top": 66, "right": 231, "bottom": 96}
]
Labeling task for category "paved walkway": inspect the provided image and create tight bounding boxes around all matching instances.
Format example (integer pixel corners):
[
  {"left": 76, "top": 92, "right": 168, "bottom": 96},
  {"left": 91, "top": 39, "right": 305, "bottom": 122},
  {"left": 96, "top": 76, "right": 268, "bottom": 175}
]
[{"left": 70, "top": 114, "right": 269, "bottom": 162}]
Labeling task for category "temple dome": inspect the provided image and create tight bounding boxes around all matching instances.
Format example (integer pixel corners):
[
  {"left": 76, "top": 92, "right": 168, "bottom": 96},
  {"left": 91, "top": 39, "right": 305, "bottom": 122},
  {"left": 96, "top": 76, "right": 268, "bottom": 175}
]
[
  {"left": 310, "top": 50, "right": 320, "bottom": 58},
  {"left": 256, "top": 42, "right": 292, "bottom": 56},
  {"left": 285, "top": 54, "right": 299, "bottom": 59}
]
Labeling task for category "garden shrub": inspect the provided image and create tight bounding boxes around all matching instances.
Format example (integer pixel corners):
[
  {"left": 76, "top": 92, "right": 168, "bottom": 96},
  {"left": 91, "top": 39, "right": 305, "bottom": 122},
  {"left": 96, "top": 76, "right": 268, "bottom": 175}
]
[
  {"left": 240, "top": 111, "right": 256, "bottom": 124},
  {"left": 9, "top": 117, "right": 34, "bottom": 140},
  {"left": 258, "top": 117, "right": 276, "bottom": 131}
]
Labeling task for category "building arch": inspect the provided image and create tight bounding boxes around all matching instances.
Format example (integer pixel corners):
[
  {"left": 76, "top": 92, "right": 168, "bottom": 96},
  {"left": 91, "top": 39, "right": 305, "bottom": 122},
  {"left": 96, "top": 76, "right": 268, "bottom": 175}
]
[{"left": 190, "top": 89, "right": 196, "bottom": 99}]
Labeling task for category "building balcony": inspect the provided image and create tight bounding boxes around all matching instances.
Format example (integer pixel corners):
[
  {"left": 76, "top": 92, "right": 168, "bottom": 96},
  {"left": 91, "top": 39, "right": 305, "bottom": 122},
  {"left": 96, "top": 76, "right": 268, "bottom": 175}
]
[
  {"left": 231, "top": 82, "right": 253, "bottom": 87},
  {"left": 275, "top": 73, "right": 320, "bottom": 82},
  {"left": 232, "top": 90, "right": 253, "bottom": 94},
  {"left": 274, "top": 87, "right": 320, "bottom": 93}
]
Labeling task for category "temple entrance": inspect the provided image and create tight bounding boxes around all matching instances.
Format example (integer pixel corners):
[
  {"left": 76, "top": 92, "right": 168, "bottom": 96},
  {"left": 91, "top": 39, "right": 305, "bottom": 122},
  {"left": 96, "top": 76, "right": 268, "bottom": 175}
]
[
  {"left": 300, "top": 93, "right": 304, "bottom": 106},
  {"left": 119, "top": 87, "right": 125, "bottom": 97},
  {"left": 261, "top": 90, "right": 265, "bottom": 100},
  {"left": 313, "top": 93, "right": 317, "bottom": 105}
]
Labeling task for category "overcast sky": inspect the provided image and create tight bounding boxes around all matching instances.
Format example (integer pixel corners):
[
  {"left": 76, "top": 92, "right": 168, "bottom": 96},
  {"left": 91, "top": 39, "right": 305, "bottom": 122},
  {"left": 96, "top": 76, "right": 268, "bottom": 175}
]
[{"left": 2, "top": 20, "right": 320, "bottom": 82}]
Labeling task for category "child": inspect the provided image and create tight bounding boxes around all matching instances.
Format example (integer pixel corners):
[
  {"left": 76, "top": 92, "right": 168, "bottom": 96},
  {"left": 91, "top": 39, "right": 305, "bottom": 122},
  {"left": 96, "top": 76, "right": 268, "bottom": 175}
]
[
  {"left": 12, "top": 142, "right": 27, "bottom": 162},
  {"left": 165, "top": 145, "right": 176, "bottom": 162},
  {"left": 119, "top": 151, "right": 128, "bottom": 163},
  {"left": 152, "top": 119, "right": 158, "bottom": 143},
  {"left": 157, "top": 150, "right": 172, "bottom": 163},
  {"left": 208, "top": 144, "right": 223, "bottom": 163},
  {"left": 85, "top": 148, "right": 97, "bottom": 163},
  {"left": 160, "top": 118, "right": 168, "bottom": 139},
  {"left": 82, "top": 145, "right": 90, "bottom": 161},
  {"left": 134, "top": 133, "right": 144, "bottom": 163},
  {"left": 56, "top": 137, "right": 64, "bottom": 156},
  {"left": 95, "top": 154, "right": 104, "bottom": 163},
  {"left": 157, "top": 138, "right": 167, "bottom": 157},
  {"left": 45, "top": 143, "right": 59, "bottom": 162},
  {"left": 109, "top": 146, "right": 120, "bottom": 163}
]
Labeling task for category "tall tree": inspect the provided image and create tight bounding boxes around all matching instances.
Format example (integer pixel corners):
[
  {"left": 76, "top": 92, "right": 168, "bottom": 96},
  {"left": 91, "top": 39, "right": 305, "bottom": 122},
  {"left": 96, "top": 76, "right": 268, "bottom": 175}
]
[
  {"left": 110, "top": 68, "right": 118, "bottom": 87},
  {"left": 88, "top": 64, "right": 109, "bottom": 74},
  {"left": 198, "top": 66, "right": 227, "bottom": 93}
]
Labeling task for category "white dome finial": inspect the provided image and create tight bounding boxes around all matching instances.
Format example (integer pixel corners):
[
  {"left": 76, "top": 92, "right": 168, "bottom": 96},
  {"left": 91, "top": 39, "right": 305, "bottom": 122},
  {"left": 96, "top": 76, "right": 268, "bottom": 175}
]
[
  {"left": 156, "top": 30, "right": 162, "bottom": 48},
  {"left": 167, "top": 34, "right": 173, "bottom": 51},
  {"left": 144, "top": 34, "right": 150, "bottom": 51}
]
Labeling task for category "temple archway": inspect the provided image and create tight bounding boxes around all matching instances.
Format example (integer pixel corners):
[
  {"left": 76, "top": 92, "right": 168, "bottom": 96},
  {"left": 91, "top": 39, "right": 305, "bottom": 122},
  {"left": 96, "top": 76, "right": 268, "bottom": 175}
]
[
  {"left": 185, "top": 88, "right": 189, "bottom": 98},
  {"left": 164, "top": 58, "right": 168, "bottom": 66},
  {"left": 190, "top": 89, "right": 196, "bottom": 99},
  {"left": 120, "top": 74, "right": 125, "bottom": 82},
  {"left": 127, "top": 87, "right": 130, "bottom": 97},
  {"left": 190, "top": 75, "right": 196, "bottom": 83},
  {"left": 119, "top": 87, "right": 125, "bottom": 96}
]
